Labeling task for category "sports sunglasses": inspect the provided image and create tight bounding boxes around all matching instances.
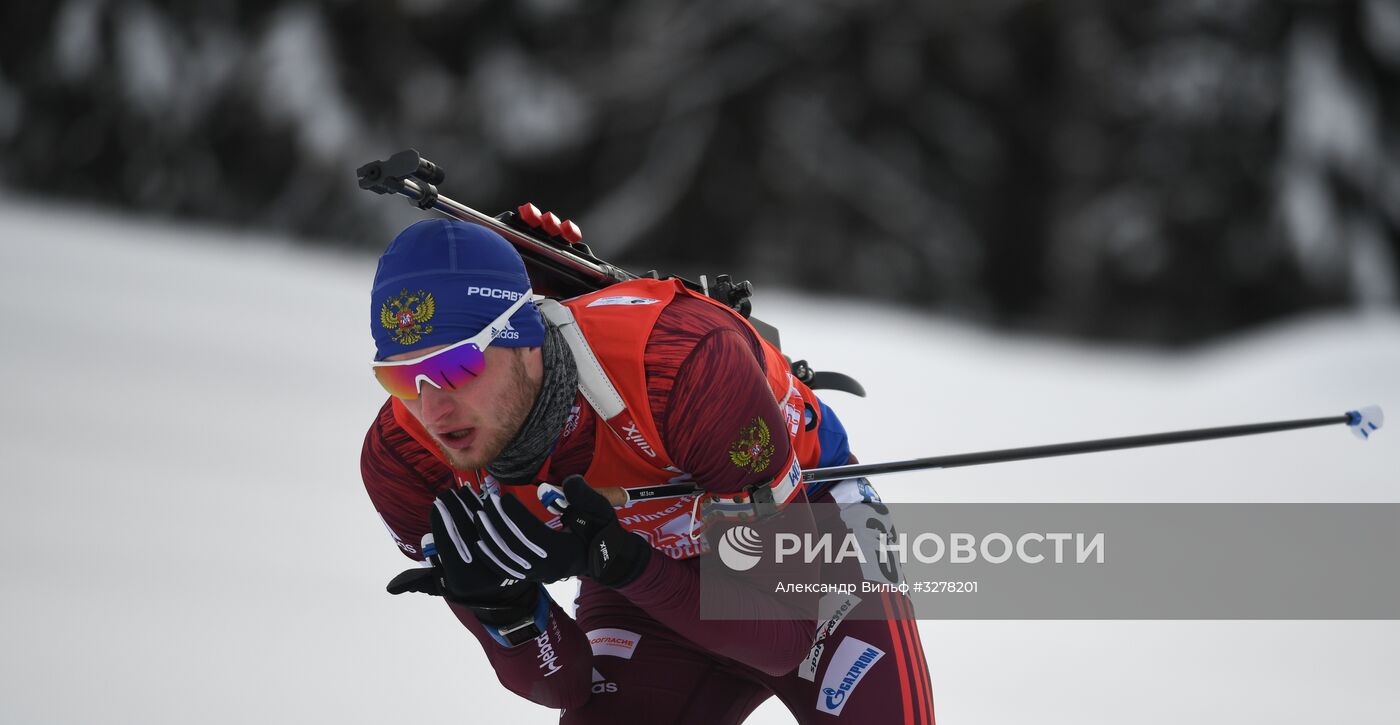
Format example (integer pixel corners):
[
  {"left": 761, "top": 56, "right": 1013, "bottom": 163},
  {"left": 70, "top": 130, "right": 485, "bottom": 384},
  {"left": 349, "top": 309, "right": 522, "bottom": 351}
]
[{"left": 371, "top": 289, "right": 534, "bottom": 400}]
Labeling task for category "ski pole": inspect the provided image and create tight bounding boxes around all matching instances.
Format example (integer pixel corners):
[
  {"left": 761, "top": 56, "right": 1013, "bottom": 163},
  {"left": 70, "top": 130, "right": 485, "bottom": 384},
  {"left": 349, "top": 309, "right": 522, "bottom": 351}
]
[{"left": 595, "top": 406, "right": 1383, "bottom": 506}]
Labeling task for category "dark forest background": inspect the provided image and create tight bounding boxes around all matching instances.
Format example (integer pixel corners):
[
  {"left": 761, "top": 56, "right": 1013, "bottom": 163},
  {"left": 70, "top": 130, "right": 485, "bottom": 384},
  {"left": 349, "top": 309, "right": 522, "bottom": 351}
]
[{"left": 2, "top": 0, "right": 1398, "bottom": 342}]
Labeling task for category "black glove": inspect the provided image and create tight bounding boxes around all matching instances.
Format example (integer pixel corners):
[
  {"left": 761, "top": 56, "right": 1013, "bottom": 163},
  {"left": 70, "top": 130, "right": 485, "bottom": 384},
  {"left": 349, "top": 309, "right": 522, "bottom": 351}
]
[
  {"left": 435, "top": 477, "right": 652, "bottom": 589},
  {"left": 467, "top": 485, "right": 589, "bottom": 584},
  {"left": 550, "top": 475, "right": 652, "bottom": 588},
  {"left": 386, "top": 487, "right": 537, "bottom": 620}
]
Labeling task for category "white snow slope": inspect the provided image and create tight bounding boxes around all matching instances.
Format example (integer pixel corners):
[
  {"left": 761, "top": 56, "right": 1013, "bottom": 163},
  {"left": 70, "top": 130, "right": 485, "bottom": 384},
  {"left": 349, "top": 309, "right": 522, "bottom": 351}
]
[{"left": 1, "top": 197, "right": 1397, "bottom": 724}]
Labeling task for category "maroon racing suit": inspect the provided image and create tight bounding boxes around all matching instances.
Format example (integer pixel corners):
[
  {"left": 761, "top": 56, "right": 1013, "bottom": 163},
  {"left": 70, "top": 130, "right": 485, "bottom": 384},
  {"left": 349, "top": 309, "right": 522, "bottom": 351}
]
[{"left": 361, "top": 293, "right": 935, "bottom": 723}]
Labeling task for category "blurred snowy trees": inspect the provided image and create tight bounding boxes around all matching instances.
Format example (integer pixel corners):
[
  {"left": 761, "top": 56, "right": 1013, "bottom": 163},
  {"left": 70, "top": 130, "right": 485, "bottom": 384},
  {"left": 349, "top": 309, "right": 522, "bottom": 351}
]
[{"left": 1, "top": 0, "right": 1396, "bottom": 341}]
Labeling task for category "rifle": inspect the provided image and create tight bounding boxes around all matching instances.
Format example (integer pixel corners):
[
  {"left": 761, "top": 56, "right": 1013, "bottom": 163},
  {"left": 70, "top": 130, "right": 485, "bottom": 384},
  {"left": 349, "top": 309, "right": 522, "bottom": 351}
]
[{"left": 356, "top": 149, "right": 865, "bottom": 396}]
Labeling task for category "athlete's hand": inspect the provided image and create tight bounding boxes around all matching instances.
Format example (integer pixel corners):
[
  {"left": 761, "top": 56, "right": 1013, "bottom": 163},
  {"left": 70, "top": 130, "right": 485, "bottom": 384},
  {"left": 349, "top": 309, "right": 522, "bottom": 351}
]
[
  {"left": 544, "top": 475, "right": 652, "bottom": 588},
  {"left": 467, "top": 486, "right": 589, "bottom": 585},
  {"left": 386, "top": 487, "right": 534, "bottom": 609}
]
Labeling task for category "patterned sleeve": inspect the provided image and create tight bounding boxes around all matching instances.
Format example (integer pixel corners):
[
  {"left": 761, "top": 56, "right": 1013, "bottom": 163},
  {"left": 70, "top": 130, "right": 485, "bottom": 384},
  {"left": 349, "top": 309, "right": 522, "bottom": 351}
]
[
  {"left": 359, "top": 399, "right": 453, "bottom": 561},
  {"left": 646, "top": 296, "right": 793, "bottom": 496}
]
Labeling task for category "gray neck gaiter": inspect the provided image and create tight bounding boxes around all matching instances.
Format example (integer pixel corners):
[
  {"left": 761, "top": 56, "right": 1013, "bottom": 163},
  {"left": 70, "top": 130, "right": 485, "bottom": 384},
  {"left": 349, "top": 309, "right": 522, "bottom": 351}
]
[{"left": 487, "top": 320, "right": 578, "bottom": 485}]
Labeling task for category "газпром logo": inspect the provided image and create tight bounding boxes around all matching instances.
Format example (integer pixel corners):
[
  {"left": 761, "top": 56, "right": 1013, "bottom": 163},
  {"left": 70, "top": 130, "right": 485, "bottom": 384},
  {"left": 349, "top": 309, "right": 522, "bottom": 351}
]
[
  {"left": 717, "top": 525, "right": 763, "bottom": 571},
  {"left": 817, "top": 637, "right": 885, "bottom": 715}
]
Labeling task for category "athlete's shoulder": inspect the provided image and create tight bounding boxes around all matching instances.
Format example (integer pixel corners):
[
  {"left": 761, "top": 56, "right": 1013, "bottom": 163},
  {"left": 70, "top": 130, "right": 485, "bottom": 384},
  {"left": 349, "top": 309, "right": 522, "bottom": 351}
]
[{"left": 649, "top": 292, "right": 764, "bottom": 362}]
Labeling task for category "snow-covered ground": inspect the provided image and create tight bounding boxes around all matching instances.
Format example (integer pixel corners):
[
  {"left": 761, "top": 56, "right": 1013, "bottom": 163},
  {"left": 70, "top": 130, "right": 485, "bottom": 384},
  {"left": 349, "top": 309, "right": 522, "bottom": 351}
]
[{"left": 1, "top": 197, "right": 1396, "bottom": 724}]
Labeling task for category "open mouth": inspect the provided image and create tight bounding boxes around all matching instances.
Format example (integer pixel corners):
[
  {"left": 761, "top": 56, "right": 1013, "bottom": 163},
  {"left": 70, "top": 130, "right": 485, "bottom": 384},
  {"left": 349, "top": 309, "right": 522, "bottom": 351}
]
[{"left": 437, "top": 427, "right": 477, "bottom": 450}]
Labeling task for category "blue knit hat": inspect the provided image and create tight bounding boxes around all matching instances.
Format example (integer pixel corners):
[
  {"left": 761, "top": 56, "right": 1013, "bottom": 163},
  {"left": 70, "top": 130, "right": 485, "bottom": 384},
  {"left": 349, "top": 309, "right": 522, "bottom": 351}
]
[{"left": 371, "top": 219, "right": 544, "bottom": 360}]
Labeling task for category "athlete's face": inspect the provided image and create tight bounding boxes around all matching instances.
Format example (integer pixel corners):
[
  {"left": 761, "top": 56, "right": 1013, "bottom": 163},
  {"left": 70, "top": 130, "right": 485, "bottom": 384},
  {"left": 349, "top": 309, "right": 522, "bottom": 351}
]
[{"left": 387, "top": 344, "right": 543, "bottom": 470}]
